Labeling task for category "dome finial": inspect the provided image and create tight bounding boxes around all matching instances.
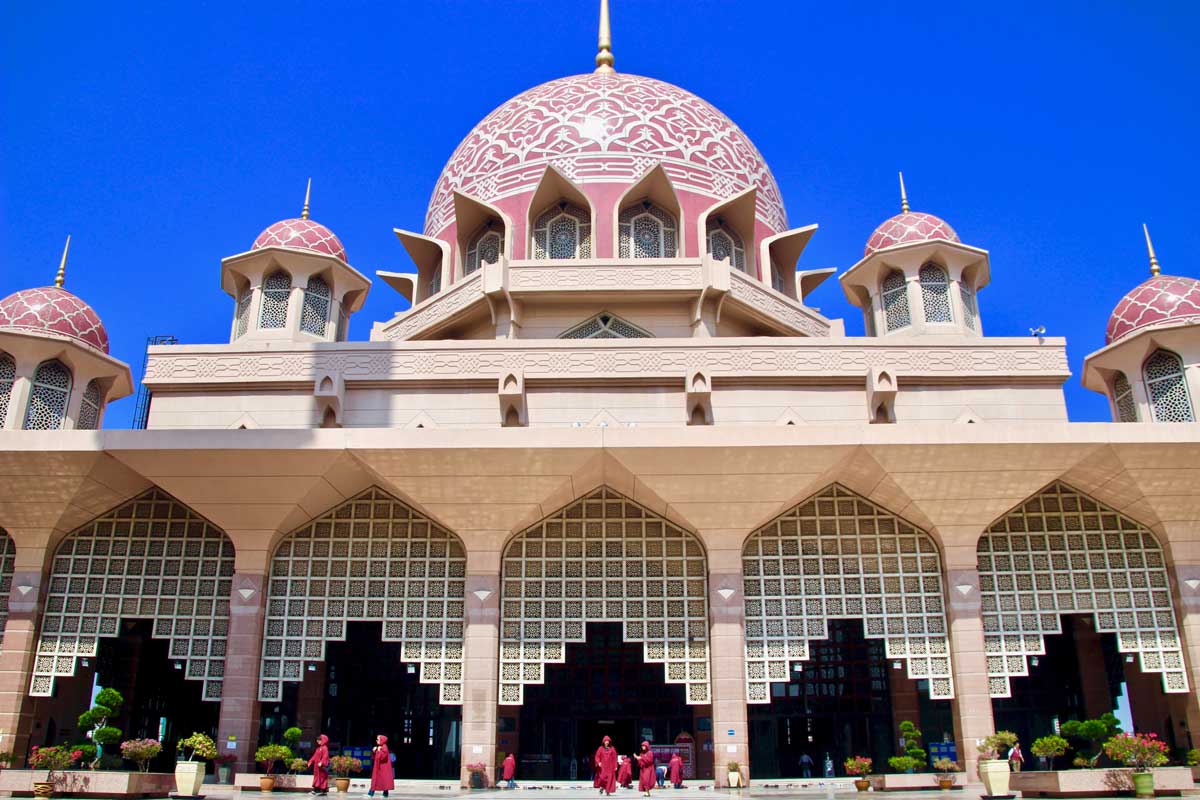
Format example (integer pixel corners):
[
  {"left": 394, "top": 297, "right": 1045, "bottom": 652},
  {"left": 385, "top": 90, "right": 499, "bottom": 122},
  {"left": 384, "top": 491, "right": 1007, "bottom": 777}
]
[
  {"left": 594, "top": 0, "right": 614, "bottom": 73},
  {"left": 1143, "top": 224, "right": 1161, "bottom": 277},
  {"left": 54, "top": 234, "right": 71, "bottom": 288},
  {"left": 301, "top": 178, "right": 312, "bottom": 220},
  {"left": 898, "top": 171, "right": 910, "bottom": 213}
]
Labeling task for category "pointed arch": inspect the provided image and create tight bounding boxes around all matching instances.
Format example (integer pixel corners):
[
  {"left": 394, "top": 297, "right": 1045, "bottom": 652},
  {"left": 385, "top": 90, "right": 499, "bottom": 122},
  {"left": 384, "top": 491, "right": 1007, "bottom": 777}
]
[
  {"left": 499, "top": 486, "right": 709, "bottom": 705},
  {"left": 527, "top": 166, "right": 595, "bottom": 260},
  {"left": 741, "top": 484, "right": 953, "bottom": 703},
  {"left": 977, "top": 481, "right": 1187, "bottom": 698},
  {"left": 259, "top": 270, "right": 291, "bottom": 329},
  {"left": 29, "top": 488, "right": 234, "bottom": 701},
  {"left": 23, "top": 359, "right": 72, "bottom": 430},
  {"left": 881, "top": 270, "right": 911, "bottom": 332},
  {"left": 1143, "top": 348, "right": 1194, "bottom": 422},
  {"left": 454, "top": 190, "right": 513, "bottom": 276},
  {"left": 699, "top": 187, "right": 756, "bottom": 277},
  {"left": 301, "top": 274, "right": 332, "bottom": 336},
  {"left": 919, "top": 262, "right": 954, "bottom": 324},
  {"left": 258, "top": 487, "right": 466, "bottom": 704},
  {"left": 1112, "top": 371, "right": 1138, "bottom": 422},
  {"left": 614, "top": 164, "right": 682, "bottom": 258},
  {"left": 0, "top": 350, "right": 15, "bottom": 427}
]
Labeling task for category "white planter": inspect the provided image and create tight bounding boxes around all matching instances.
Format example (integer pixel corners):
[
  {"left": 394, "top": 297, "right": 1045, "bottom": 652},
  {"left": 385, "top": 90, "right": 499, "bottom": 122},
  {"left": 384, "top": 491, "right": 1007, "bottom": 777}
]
[
  {"left": 727, "top": 771, "right": 741, "bottom": 788},
  {"left": 175, "top": 761, "right": 206, "bottom": 797},
  {"left": 978, "top": 759, "right": 1011, "bottom": 797}
]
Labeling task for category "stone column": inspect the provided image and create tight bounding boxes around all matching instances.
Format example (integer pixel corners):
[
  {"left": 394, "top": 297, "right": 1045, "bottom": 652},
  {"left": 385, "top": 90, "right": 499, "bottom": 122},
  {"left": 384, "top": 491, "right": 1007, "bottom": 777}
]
[
  {"left": 944, "top": 567, "right": 995, "bottom": 783},
  {"left": 460, "top": 550, "right": 500, "bottom": 787},
  {"left": 0, "top": 541, "right": 53, "bottom": 762},
  {"left": 217, "top": 569, "right": 269, "bottom": 772},
  {"left": 707, "top": 547, "right": 747, "bottom": 787},
  {"left": 1169, "top": 562, "right": 1200, "bottom": 744}
]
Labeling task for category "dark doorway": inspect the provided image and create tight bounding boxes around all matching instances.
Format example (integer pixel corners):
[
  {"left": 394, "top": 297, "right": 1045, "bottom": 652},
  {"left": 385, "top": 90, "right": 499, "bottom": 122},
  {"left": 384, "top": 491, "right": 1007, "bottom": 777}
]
[
  {"left": 748, "top": 619, "right": 895, "bottom": 778},
  {"left": 516, "top": 622, "right": 692, "bottom": 779}
]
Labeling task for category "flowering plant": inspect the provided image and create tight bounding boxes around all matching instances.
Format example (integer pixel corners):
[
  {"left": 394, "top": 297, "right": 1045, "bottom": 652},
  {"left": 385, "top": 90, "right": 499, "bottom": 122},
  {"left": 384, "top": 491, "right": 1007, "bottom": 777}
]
[
  {"left": 288, "top": 758, "right": 308, "bottom": 774},
  {"left": 330, "top": 755, "right": 363, "bottom": 777},
  {"left": 844, "top": 756, "right": 872, "bottom": 776},
  {"left": 978, "top": 731, "right": 1018, "bottom": 760},
  {"left": 120, "top": 739, "right": 162, "bottom": 772},
  {"left": 933, "top": 757, "right": 959, "bottom": 779},
  {"left": 466, "top": 762, "right": 488, "bottom": 773},
  {"left": 28, "top": 746, "right": 82, "bottom": 787},
  {"left": 1103, "top": 732, "right": 1169, "bottom": 772},
  {"left": 178, "top": 732, "right": 218, "bottom": 762}
]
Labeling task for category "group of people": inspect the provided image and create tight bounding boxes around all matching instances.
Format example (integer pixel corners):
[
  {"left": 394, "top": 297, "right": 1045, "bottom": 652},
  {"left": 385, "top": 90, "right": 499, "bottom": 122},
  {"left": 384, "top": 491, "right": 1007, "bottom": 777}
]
[
  {"left": 500, "top": 737, "right": 685, "bottom": 795},
  {"left": 306, "top": 734, "right": 395, "bottom": 797}
]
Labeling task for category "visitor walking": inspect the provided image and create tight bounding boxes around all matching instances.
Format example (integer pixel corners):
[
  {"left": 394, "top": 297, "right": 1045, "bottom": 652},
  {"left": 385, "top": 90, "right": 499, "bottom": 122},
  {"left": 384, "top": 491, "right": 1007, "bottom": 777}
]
[
  {"left": 308, "top": 734, "right": 330, "bottom": 796},
  {"left": 798, "top": 752, "right": 813, "bottom": 778},
  {"left": 595, "top": 736, "right": 618, "bottom": 795},
  {"left": 367, "top": 735, "right": 394, "bottom": 798},
  {"left": 1009, "top": 741, "right": 1024, "bottom": 773},
  {"left": 668, "top": 753, "right": 683, "bottom": 789},
  {"left": 637, "top": 742, "right": 656, "bottom": 798},
  {"left": 617, "top": 755, "right": 633, "bottom": 789},
  {"left": 823, "top": 753, "right": 834, "bottom": 778},
  {"left": 502, "top": 752, "right": 517, "bottom": 789}
]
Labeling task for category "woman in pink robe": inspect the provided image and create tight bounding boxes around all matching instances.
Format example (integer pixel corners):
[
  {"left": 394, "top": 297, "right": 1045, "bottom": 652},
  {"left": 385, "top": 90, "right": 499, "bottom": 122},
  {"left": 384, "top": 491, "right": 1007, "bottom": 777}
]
[
  {"left": 637, "top": 742, "right": 656, "bottom": 797},
  {"left": 502, "top": 752, "right": 517, "bottom": 788},
  {"left": 668, "top": 753, "right": 683, "bottom": 788},
  {"left": 368, "top": 735, "right": 394, "bottom": 798},
  {"left": 617, "top": 755, "right": 633, "bottom": 789},
  {"left": 307, "top": 734, "right": 330, "bottom": 795},
  {"left": 594, "top": 736, "right": 618, "bottom": 795}
]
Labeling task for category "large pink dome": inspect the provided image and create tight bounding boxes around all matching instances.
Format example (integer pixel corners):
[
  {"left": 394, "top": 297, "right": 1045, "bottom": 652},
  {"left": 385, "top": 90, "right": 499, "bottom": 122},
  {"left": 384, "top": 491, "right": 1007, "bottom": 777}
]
[
  {"left": 864, "top": 212, "right": 960, "bottom": 257},
  {"left": 0, "top": 286, "right": 110, "bottom": 353},
  {"left": 424, "top": 72, "right": 787, "bottom": 238},
  {"left": 252, "top": 218, "right": 347, "bottom": 263},
  {"left": 1106, "top": 274, "right": 1200, "bottom": 344}
]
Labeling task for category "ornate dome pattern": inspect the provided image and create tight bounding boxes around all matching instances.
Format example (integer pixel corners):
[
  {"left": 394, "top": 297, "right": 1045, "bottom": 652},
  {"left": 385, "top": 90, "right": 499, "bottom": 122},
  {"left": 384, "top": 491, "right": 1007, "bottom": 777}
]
[
  {"left": 425, "top": 73, "right": 787, "bottom": 238},
  {"left": 1106, "top": 274, "right": 1200, "bottom": 344},
  {"left": 864, "top": 212, "right": 959, "bottom": 257},
  {"left": 0, "top": 286, "right": 110, "bottom": 353},
  {"left": 252, "top": 218, "right": 347, "bottom": 263}
]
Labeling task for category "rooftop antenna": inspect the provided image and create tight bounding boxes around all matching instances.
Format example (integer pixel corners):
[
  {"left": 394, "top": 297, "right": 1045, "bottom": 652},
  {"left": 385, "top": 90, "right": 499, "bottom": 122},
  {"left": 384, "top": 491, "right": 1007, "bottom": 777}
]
[
  {"left": 1143, "top": 223, "right": 1160, "bottom": 277},
  {"left": 54, "top": 235, "right": 71, "bottom": 288},
  {"left": 301, "top": 178, "right": 312, "bottom": 220},
  {"left": 595, "top": 0, "right": 614, "bottom": 73},
  {"left": 898, "top": 172, "right": 910, "bottom": 213}
]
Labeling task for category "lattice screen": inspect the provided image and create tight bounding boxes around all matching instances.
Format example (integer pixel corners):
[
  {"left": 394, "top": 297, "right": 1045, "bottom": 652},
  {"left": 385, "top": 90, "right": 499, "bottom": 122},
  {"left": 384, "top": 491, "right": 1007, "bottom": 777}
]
[
  {"left": 30, "top": 489, "right": 233, "bottom": 701},
  {"left": 742, "top": 484, "right": 953, "bottom": 702},
  {"left": 979, "top": 482, "right": 1188, "bottom": 697},
  {"left": 499, "top": 487, "right": 710, "bottom": 705},
  {"left": 259, "top": 487, "right": 466, "bottom": 704},
  {"left": 0, "top": 528, "right": 14, "bottom": 635}
]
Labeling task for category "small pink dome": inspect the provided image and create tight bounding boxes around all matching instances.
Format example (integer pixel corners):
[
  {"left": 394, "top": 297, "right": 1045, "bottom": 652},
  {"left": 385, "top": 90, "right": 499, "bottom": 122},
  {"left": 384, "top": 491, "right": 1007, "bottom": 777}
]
[
  {"left": 252, "top": 218, "right": 347, "bottom": 262},
  {"left": 1105, "top": 274, "right": 1200, "bottom": 344},
  {"left": 864, "top": 212, "right": 960, "bottom": 257},
  {"left": 0, "top": 286, "right": 110, "bottom": 353}
]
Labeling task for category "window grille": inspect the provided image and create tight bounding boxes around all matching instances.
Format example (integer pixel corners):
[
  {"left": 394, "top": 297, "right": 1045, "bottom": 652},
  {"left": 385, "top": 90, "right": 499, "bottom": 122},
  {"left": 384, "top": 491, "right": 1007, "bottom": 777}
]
[
  {"left": 259, "top": 271, "right": 291, "bottom": 329},
  {"left": 23, "top": 360, "right": 71, "bottom": 430},
  {"left": 532, "top": 203, "right": 591, "bottom": 259},
  {"left": 1143, "top": 349, "right": 1194, "bottom": 422},
  {"left": 465, "top": 227, "right": 504, "bottom": 274},
  {"left": 77, "top": 380, "right": 102, "bottom": 431},
  {"left": 559, "top": 312, "right": 652, "bottom": 339},
  {"left": 0, "top": 352, "right": 14, "bottom": 427},
  {"left": 234, "top": 288, "right": 252, "bottom": 339},
  {"left": 1112, "top": 372, "right": 1138, "bottom": 423},
  {"left": 706, "top": 219, "right": 746, "bottom": 272},
  {"left": 881, "top": 271, "right": 911, "bottom": 331},
  {"left": 919, "top": 264, "right": 953, "bottom": 323},
  {"left": 618, "top": 201, "right": 677, "bottom": 259},
  {"left": 301, "top": 275, "right": 331, "bottom": 337}
]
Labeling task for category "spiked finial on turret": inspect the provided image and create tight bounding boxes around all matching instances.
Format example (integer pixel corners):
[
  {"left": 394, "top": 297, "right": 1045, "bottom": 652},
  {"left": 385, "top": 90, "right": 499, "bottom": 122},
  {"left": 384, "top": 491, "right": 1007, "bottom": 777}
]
[
  {"left": 1143, "top": 224, "right": 1161, "bottom": 277},
  {"left": 595, "top": 0, "right": 614, "bottom": 73},
  {"left": 301, "top": 178, "right": 312, "bottom": 220},
  {"left": 54, "top": 235, "right": 71, "bottom": 288},
  {"left": 899, "top": 172, "right": 910, "bottom": 214}
]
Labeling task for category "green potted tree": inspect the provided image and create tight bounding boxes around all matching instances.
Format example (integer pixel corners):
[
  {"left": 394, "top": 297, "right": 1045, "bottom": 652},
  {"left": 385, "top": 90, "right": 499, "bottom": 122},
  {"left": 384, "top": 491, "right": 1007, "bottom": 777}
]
[
  {"left": 1104, "top": 732, "right": 1168, "bottom": 799},
  {"left": 887, "top": 756, "right": 918, "bottom": 774},
  {"left": 77, "top": 688, "right": 123, "bottom": 769},
  {"left": 255, "top": 744, "right": 293, "bottom": 792},
  {"left": 978, "top": 731, "right": 1018, "bottom": 797},
  {"left": 1031, "top": 735, "right": 1068, "bottom": 771},
  {"left": 932, "top": 757, "right": 959, "bottom": 790},
  {"left": 898, "top": 721, "right": 927, "bottom": 771},
  {"left": 175, "top": 732, "right": 217, "bottom": 796},
  {"left": 283, "top": 727, "right": 302, "bottom": 753},
  {"left": 844, "top": 756, "right": 872, "bottom": 791},
  {"left": 1061, "top": 713, "right": 1121, "bottom": 768},
  {"left": 330, "top": 755, "right": 363, "bottom": 793}
]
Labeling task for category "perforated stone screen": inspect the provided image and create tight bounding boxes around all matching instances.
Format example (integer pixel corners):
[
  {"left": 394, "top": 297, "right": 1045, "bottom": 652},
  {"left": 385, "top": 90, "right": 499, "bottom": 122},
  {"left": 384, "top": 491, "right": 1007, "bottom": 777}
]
[
  {"left": 0, "top": 528, "right": 14, "bottom": 635},
  {"left": 979, "top": 483, "right": 1188, "bottom": 697},
  {"left": 259, "top": 487, "right": 467, "bottom": 704},
  {"left": 499, "top": 487, "right": 710, "bottom": 705},
  {"left": 742, "top": 484, "right": 953, "bottom": 702},
  {"left": 30, "top": 489, "right": 233, "bottom": 701}
]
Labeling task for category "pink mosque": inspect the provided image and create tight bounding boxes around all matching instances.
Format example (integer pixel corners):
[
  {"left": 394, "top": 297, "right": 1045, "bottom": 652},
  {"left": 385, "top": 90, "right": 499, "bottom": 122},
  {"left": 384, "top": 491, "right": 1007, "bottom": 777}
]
[{"left": 2, "top": 1, "right": 1200, "bottom": 788}]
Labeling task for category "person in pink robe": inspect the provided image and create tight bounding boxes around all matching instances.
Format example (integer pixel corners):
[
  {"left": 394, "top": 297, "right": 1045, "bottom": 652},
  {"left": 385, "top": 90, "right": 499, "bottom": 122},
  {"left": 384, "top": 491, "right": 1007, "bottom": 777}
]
[
  {"left": 637, "top": 742, "right": 656, "bottom": 797},
  {"left": 668, "top": 753, "right": 683, "bottom": 788},
  {"left": 502, "top": 752, "right": 517, "bottom": 789},
  {"left": 617, "top": 755, "right": 633, "bottom": 789},
  {"left": 368, "top": 735, "right": 394, "bottom": 798},
  {"left": 595, "top": 736, "right": 618, "bottom": 795},
  {"left": 307, "top": 734, "right": 330, "bottom": 795}
]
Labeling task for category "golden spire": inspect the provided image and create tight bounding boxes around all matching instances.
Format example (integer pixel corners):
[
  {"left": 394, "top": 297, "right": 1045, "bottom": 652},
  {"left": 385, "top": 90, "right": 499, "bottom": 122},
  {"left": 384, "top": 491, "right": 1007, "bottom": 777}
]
[
  {"left": 1143, "top": 223, "right": 1161, "bottom": 277},
  {"left": 899, "top": 171, "right": 910, "bottom": 213},
  {"left": 594, "top": 0, "right": 614, "bottom": 73},
  {"left": 301, "top": 178, "right": 312, "bottom": 220},
  {"left": 54, "top": 235, "right": 71, "bottom": 288}
]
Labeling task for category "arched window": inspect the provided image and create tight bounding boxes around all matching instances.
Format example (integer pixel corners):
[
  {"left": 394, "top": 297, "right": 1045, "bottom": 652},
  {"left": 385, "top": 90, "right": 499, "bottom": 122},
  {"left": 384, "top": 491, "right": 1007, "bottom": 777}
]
[
  {"left": 960, "top": 283, "right": 978, "bottom": 332},
  {"left": 919, "top": 263, "right": 953, "bottom": 323},
  {"left": 233, "top": 286, "right": 252, "bottom": 339},
  {"left": 23, "top": 360, "right": 71, "bottom": 430},
  {"left": 77, "top": 380, "right": 102, "bottom": 431},
  {"left": 300, "top": 275, "right": 331, "bottom": 336},
  {"left": 618, "top": 201, "right": 677, "bottom": 259},
  {"left": 0, "top": 351, "right": 14, "bottom": 427},
  {"left": 1112, "top": 371, "right": 1138, "bottom": 423},
  {"left": 259, "top": 271, "right": 291, "bottom": 329},
  {"left": 465, "top": 224, "right": 504, "bottom": 274},
  {"left": 706, "top": 218, "right": 746, "bottom": 272},
  {"left": 532, "top": 202, "right": 591, "bottom": 260},
  {"left": 881, "top": 270, "right": 911, "bottom": 331},
  {"left": 1143, "top": 349, "right": 1194, "bottom": 422}
]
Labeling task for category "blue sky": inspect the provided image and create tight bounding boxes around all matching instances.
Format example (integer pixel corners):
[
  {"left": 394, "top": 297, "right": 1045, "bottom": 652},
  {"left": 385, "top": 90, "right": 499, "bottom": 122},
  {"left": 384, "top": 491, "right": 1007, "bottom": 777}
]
[{"left": 3, "top": 0, "right": 1197, "bottom": 428}]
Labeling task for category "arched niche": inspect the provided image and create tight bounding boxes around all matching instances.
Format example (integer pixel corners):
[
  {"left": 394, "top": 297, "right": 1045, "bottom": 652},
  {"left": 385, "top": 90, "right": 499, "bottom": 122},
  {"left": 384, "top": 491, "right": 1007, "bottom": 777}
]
[
  {"left": 526, "top": 166, "right": 595, "bottom": 260},
  {"left": 613, "top": 164, "right": 683, "bottom": 258}
]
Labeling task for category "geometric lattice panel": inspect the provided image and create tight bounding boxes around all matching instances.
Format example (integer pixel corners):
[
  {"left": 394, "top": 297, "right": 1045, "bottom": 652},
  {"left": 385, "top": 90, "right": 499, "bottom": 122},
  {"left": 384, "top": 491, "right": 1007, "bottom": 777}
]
[
  {"left": 742, "top": 484, "right": 953, "bottom": 703},
  {"left": 499, "top": 487, "right": 710, "bottom": 706},
  {"left": 979, "top": 482, "right": 1188, "bottom": 697},
  {"left": 30, "top": 489, "right": 233, "bottom": 701},
  {"left": 259, "top": 487, "right": 466, "bottom": 704},
  {"left": 0, "top": 528, "right": 14, "bottom": 636}
]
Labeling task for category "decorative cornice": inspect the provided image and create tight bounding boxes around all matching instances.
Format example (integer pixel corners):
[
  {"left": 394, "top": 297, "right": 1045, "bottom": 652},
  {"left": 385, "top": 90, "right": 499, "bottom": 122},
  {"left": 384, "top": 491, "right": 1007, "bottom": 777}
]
[
  {"left": 376, "top": 270, "right": 484, "bottom": 341},
  {"left": 727, "top": 269, "right": 829, "bottom": 337},
  {"left": 508, "top": 261, "right": 700, "bottom": 291}
]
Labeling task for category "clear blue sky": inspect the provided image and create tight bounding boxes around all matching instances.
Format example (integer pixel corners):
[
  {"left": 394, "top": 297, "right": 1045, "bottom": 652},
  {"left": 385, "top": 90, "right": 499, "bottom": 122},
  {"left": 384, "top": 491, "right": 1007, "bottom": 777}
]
[{"left": 3, "top": 0, "right": 1198, "bottom": 428}]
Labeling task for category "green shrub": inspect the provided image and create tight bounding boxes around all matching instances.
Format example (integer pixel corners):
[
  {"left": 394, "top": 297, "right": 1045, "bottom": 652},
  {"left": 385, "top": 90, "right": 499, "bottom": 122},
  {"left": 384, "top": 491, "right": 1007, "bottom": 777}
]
[
  {"left": 898, "top": 721, "right": 927, "bottom": 768},
  {"left": 1032, "top": 735, "right": 1069, "bottom": 768},
  {"left": 255, "top": 744, "right": 293, "bottom": 775},
  {"left": 283, "top": 727, "right": 302, "bottom": 749},
  {"left": 888, "top": 756, "right": 918, "bottom": 773},
  {"left": 1061, "top": 714, "right": 1121, "bottom": 767}
]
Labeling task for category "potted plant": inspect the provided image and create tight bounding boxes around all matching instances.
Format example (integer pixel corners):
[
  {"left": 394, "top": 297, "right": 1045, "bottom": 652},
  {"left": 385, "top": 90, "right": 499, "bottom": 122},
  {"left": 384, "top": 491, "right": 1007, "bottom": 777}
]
[
  {"left": 898, "top": 721, "right": 927, "bottom": 771},
  {"left": 28, "top": 745, "right": 82, "bottom": 798},
  {"left": 0, "top": 750, "right": 13, "bottom": 771},
  {"left": 888, "top": 756, "right": 918, "bottom": 774},
  {"left": 1104, "top": 732, "right": 1168, "bottom": 799},
  {"left": 213, "top": 753, "right": 236, "bottom": 784},
  {"left": 1031, "top": 735, "right": 1068, "bottom": 771},
  {"left": 288, "top": 757, "right": 308, "bottom": 774},
  {"left": 176, "top": 732, "right": 217, "bottom": 797},
  {"left": 330, "top": 755, "right": 363, "bottom": 793},
  {"left": 1061, "top": 714, "right": 1122, "bottom": 768},
  {"left": 120, "top": 738, "right": 162, "bottom": 773},
  {"left": 77, "top": 688, "right": 124, "bottom": 770},
  {"left": 726, "top": 761, "right": 743, "bottom": 789},
  {"left": 844, "top": 756, "right": 872, "bottom": 791},
  {"left": 933, "top": 757, "right": 959, "bottom": 790},
  {"left": 255, "top": 744, "right": 294, "bottom": 792},
  {"left": 977, "top": 732, "right": 1018, "bottom": 797},
  {"left": 283, "top": 727, "right": 302, "bottom": 752},
  {"left": 466, "top": 761, "right": 488, "bottom": 789}
]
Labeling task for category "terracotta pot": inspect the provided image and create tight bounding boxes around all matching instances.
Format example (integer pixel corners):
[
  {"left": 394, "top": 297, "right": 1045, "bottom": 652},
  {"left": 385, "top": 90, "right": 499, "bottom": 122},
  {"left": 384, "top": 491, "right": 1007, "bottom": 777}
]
[
  {"left": 260, "top": 775, "right": 277, "bottom": 792},
  {"left": 938, "top": 777, "right": 954, "bottom": 790},
  {"left": 978, "top": 759, "right": 1011, "bottom": 797},
  {"left": 175, "top": 761, "right": 206, "bottom": 796},
  {"left": 1132, "top": 771, "right": 1154, "bottom": 799},
  {"left": 854, "top": 778, "right": 870, "bottom": 791},
  {"left": 33, "top": 781, "right": 55, "bottom": 799},
  {"left": 335, "top": 777, "right": 351, "bottom": 793}
]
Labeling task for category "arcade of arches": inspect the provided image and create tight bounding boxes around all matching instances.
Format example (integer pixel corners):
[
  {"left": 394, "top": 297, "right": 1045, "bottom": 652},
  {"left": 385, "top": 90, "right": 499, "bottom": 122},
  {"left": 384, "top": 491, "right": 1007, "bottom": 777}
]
[{"left": 0, "top": 482, "right": 1198, "bottom": 784}]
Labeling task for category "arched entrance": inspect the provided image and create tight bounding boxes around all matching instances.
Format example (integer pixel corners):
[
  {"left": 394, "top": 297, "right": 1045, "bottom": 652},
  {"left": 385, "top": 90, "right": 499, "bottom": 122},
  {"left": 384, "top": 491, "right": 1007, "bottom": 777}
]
[
  {"left": 742, "top": 485, "right": 954, "bottom": 778},
  {"left": 498, "top": 487, "right": 710, "bottom": 779},
  {"left": 257, "top": 488, "right": 464, "bottom": 778}
]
